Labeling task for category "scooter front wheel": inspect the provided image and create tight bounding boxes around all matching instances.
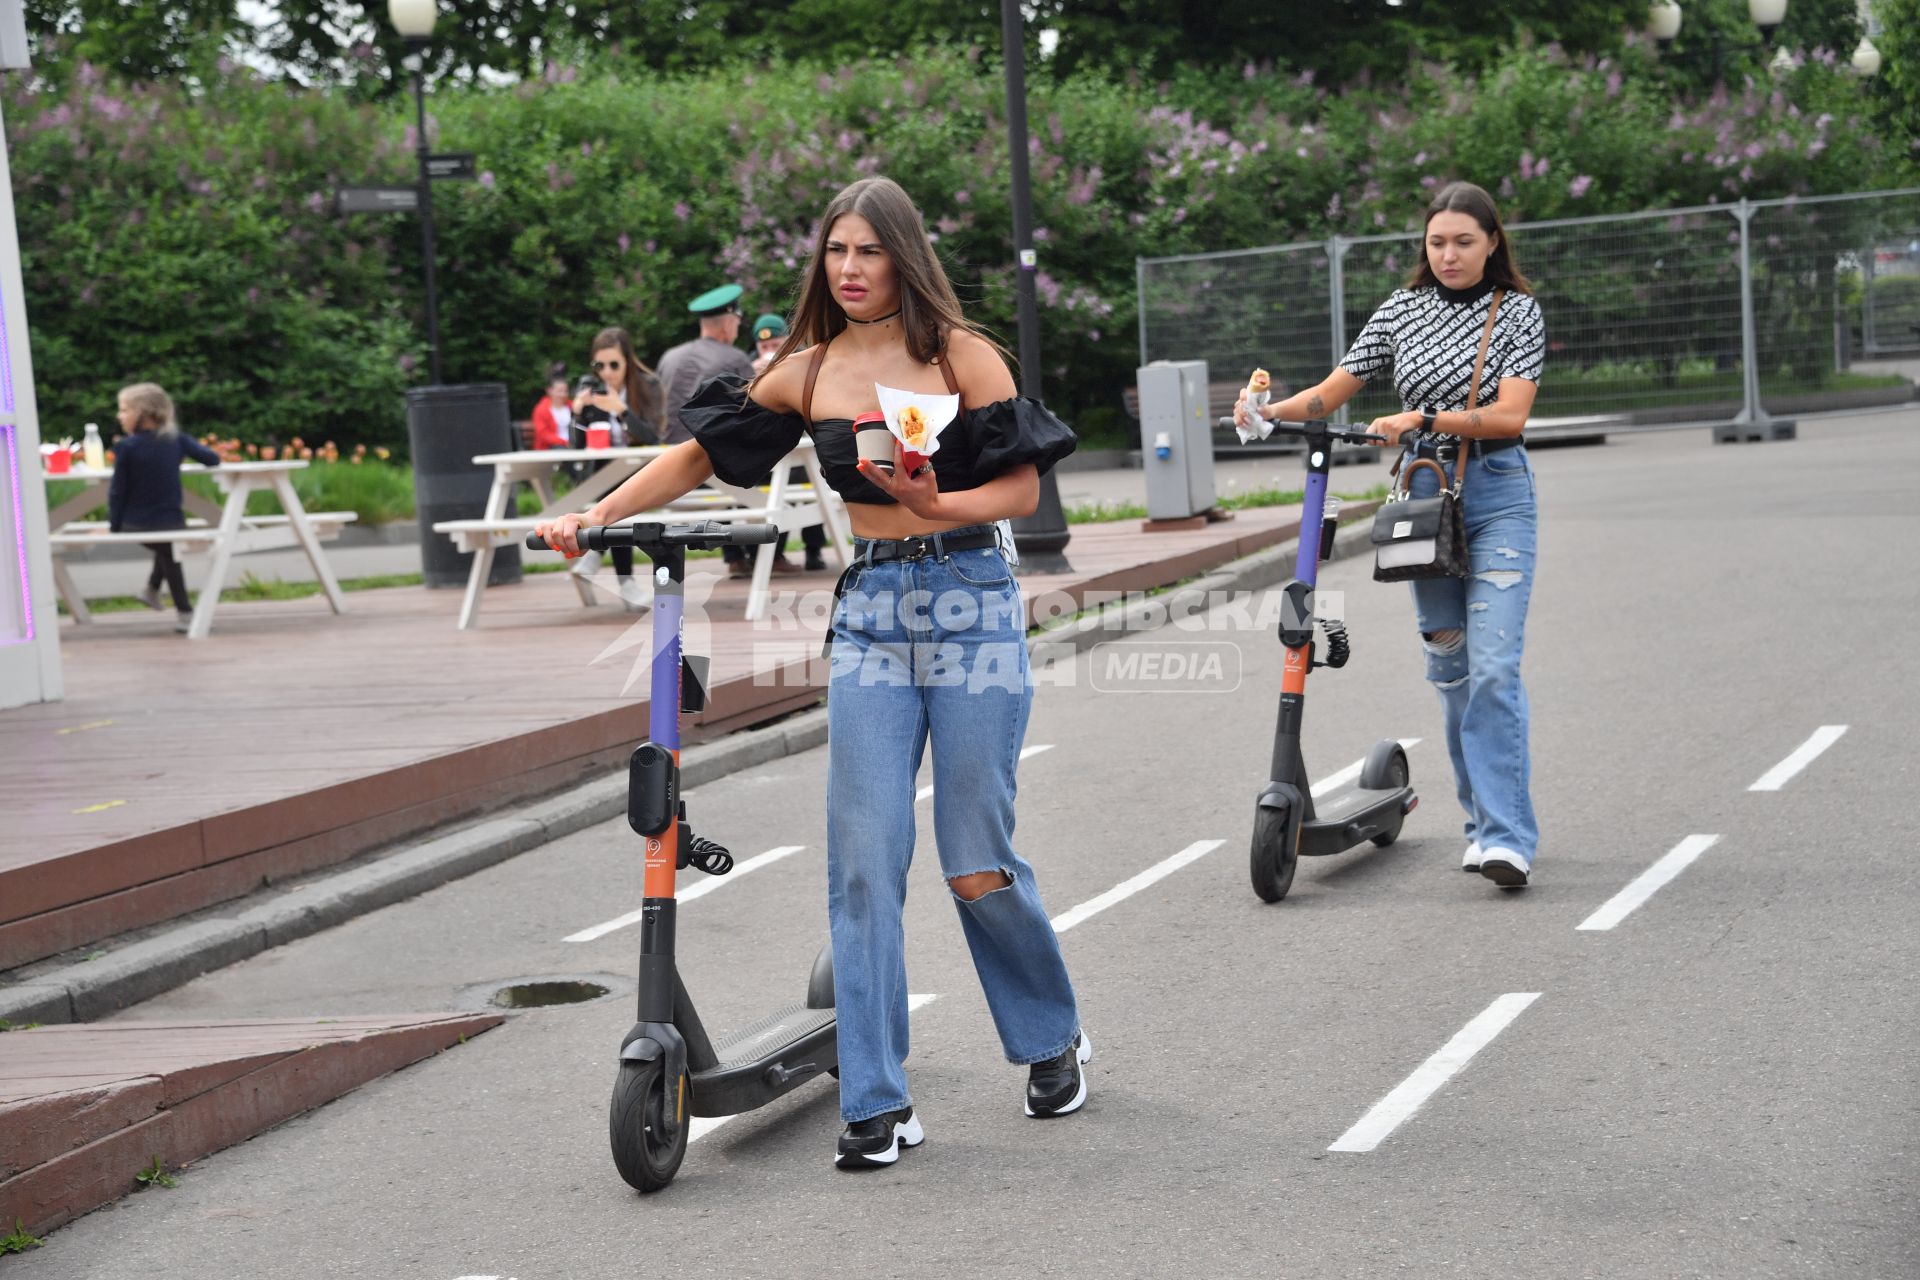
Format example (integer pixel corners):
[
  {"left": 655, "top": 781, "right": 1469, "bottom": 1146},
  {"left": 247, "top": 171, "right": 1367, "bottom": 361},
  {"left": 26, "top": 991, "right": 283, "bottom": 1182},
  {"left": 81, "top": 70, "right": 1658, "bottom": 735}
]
[
  {"left": 1250, "top": 803, "right": 1298, "bottom": 903},
  {"left": 609, "top": 1060, "right": 689, "bottom": 1192}
]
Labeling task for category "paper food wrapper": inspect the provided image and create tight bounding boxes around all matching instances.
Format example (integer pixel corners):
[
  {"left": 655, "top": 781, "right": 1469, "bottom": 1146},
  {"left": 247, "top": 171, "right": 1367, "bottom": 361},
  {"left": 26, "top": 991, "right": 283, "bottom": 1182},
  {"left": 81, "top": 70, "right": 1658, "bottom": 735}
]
[
  {"left": 1235, "top": 369, "right": 1275, "bottom": 445},
  {"left": 874, "top": 383, "right": 961, "bottom": 462}
]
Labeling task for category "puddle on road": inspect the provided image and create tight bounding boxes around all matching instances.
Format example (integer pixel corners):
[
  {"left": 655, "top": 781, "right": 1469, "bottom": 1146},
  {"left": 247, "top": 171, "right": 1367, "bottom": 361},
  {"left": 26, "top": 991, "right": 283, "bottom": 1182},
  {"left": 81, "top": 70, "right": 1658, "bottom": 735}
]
[{"left": 490, "top": 980, "right": 612, "bottom": 1009}]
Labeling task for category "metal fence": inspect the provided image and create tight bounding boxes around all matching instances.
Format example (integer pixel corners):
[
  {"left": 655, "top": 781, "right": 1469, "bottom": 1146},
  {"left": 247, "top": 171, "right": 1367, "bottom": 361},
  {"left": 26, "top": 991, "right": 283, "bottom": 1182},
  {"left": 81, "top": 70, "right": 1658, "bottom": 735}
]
[{"left": 1137, "top": 187, "right": 1920, "bottom": 432}]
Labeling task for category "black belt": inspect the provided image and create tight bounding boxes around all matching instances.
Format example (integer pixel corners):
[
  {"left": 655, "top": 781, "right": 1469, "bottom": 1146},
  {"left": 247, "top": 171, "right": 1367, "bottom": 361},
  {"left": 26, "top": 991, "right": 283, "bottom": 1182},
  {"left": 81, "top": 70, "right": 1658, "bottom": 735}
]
[
  {"left": 853, "top": 528, "right": 999, "bottom": 564},
  {"left": 1422, "top": 435, "right": 1523, "bottom": 461},
  {"left": 823, "top": 527, "right": 1002, "bottom": 658}
]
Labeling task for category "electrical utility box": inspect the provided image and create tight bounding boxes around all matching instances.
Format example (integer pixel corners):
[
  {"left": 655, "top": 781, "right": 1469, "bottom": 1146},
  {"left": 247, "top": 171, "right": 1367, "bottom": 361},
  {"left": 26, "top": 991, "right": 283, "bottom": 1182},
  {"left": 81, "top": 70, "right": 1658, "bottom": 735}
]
[{"left": 1137, "top": 359, "right": 1216, "bottom": 521}]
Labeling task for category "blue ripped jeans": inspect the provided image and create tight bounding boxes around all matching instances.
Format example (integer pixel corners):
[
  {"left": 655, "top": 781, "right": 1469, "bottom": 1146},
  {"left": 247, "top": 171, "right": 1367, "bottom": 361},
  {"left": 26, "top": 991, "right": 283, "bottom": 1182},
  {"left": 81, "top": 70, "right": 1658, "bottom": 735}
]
[
  {"left": 1405, "top": 447, "right": 1540, "bottom": 864},
  {"left": 826, "top": 527, "right": 1081, "bottom": 1124}
]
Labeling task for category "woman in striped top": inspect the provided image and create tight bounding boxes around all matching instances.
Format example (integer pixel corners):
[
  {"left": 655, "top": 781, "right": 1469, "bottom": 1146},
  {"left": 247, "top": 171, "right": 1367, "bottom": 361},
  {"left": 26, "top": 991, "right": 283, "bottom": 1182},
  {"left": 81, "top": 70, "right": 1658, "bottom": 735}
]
[{"left": 1237, "top": 181, "right": 1546, "bottom": 888}]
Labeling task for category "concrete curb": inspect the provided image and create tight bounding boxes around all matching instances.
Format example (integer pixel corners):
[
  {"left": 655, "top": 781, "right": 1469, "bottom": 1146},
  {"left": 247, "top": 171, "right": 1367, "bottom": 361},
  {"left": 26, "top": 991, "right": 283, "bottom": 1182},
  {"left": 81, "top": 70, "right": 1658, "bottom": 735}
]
[
  {"left": 0, "top": 713, "right": 827, "bottom": 1027},
  {"left": 0, "top": 515, "right": 1356, "bottom": 1027}
]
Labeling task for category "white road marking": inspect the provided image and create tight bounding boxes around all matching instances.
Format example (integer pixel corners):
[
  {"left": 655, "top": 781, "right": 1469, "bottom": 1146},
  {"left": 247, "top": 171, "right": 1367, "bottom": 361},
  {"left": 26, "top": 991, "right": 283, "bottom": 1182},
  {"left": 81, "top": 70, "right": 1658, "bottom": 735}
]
[
  {"left": 1049, "top": 840, "right": 1225, "bottom": 934},
  {"left": 1328, "top": 992, "right": 1541, "bottom": 1153},
  {"left": 564, "top": 846, "right": 807, "bottom": 943},
  {"left": 1312, "top": 738, "right": 1421, "bottom": 795},
  {"left": 688, "top": 994, "right": 939, "bottom": 1144},
  {"left": 918, "top": 743, "right": 1054, "bottom": 802},
  {"left": 1576, "top": 834, "right": 1721, "bottom": 932},
  {"left": 1749, "top": 725, "right": 1847, "bottom": 792}
]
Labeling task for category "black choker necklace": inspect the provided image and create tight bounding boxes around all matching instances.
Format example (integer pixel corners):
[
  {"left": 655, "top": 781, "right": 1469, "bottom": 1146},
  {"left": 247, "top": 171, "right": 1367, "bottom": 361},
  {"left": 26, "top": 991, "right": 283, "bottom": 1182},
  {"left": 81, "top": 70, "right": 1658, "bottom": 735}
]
[{"left": 845, "top": 308, "right": 902, "bottom": 327}]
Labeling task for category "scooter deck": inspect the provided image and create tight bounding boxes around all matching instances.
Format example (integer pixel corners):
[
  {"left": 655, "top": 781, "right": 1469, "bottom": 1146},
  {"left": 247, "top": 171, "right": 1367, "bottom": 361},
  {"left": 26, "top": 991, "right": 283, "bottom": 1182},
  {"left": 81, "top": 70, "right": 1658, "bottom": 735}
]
[
  {"left": 1299, "top": 782, "right": 1415, "bottom": 856},
  {"left": 689, "top": 1003, "right": 837, "bottom": 1117}
]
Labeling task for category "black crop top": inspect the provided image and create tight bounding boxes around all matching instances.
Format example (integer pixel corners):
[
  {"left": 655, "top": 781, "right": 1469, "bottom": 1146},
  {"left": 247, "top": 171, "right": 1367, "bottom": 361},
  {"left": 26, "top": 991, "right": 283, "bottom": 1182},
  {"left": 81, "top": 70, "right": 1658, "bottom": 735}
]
[{"left": 680, "top": 375, "right": 1077, "bottom": 505}]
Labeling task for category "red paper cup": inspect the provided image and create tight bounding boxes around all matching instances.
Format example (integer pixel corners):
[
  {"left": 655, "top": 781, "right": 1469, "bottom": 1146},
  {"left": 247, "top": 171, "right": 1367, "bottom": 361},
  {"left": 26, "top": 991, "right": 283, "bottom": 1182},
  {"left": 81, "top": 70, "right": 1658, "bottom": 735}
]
[
  {"left": 585, "top": 425, "right": 611, "bottom": 450},
  {"left": 45, "top": 448, "right": 71, "bottom": 475}
]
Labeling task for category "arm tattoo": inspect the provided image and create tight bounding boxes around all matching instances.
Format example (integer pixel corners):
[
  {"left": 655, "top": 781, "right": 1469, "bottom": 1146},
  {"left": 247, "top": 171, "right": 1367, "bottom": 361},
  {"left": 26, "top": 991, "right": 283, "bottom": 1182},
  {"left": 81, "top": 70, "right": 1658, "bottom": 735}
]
[
  {"left": 1466, "top": 410, "right": 1484, "bottom": 434},
  {"left": 1306, "top": 395, "right": 1326, "bottom": 418}
]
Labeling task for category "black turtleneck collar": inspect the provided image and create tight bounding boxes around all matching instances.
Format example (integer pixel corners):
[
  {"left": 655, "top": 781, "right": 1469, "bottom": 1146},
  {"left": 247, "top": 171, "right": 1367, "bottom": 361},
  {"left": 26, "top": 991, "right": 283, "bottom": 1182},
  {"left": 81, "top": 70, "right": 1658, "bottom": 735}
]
[{"left": 1435, "top": 275, "right": 1496, "bottom": 305}]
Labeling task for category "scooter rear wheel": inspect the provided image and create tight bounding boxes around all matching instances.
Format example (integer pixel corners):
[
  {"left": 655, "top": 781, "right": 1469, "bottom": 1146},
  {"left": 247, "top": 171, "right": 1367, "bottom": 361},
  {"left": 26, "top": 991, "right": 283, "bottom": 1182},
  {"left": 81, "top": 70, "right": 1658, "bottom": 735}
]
[
  {"left": 1250, "top": 803, "right": 1298, "bottom": 903},
  {"left": 1359, "top": 742, "right": 1410, "bottom": 848},
  {"left": 610, "top": 1060, "right": 689, "bottom": 1192}
]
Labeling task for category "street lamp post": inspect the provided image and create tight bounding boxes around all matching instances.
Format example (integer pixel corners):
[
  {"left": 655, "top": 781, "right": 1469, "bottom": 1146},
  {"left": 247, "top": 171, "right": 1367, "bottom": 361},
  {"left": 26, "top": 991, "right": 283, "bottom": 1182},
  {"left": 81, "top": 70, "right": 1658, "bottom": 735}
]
[
  {"left": 389, "top": 0, "right": 444, "bottom": 386},
  {"left": 999, "top": 0, "right": 1071, "bottom": 567}
]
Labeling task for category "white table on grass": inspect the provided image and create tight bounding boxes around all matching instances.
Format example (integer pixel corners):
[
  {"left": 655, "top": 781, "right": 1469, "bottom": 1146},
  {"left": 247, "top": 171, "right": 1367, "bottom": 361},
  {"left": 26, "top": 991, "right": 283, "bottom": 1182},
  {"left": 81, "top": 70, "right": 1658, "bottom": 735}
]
[
  {"left": 44, "top": 460, "right": 355, "bottom": 639},
  {"left": 434, "top": 442, "right": 850, "bottom": 628}
]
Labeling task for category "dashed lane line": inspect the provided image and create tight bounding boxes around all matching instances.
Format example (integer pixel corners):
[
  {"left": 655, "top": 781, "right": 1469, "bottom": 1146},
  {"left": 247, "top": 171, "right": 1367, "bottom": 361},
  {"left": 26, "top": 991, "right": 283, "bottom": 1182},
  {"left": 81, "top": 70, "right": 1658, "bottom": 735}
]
[
  {"left": 1576, "top": 834, "right": 1722, "bottom": 933},
  {"left": 1049, "top": 840, "right": 1226, "bottom": 934},
  {"left": 1328, "top": 992, "right": 1542, "bottom": 1153},
  {"left": 564, "top": 846, "right": 808, "bottom": 943},
  {"left": 1749, "top": 725, "right": 1847, "bottom": 792}
]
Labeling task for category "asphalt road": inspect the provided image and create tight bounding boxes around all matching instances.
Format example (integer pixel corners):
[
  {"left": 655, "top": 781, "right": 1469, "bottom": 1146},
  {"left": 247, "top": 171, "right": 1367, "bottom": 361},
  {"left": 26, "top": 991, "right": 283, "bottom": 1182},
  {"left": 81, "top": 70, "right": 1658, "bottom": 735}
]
[{"left": 17, "top": 413, "right": 1918, "bottom": 1279}]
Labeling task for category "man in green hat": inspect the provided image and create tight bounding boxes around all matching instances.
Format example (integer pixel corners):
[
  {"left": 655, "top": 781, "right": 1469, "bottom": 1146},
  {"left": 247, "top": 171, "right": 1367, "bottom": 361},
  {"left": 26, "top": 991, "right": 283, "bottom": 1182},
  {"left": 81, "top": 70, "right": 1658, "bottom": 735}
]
[
  {"left": 750, "top": 312, "right": 788, "bottom": 375},
  {"left": 656, "top": 284, "right": 756, "bottom": 446},
  {"left": 743, "top": 310, "right": 826, "bottom": 571},
  {"left": 656, "top": 287, "right": 821, "bottom": 574}
]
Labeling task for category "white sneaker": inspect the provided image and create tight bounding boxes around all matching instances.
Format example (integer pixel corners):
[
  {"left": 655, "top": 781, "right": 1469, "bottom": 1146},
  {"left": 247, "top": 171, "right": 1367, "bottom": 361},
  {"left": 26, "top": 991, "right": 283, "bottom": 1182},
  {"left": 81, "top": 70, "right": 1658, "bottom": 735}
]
[
  {"left": 137, "top": 585, "right": 165, "bottom": 611},
  {"left": 1461, "top": 841, "right": 1483, "bottom": 873},
  {"left": 1479, "top": 847, "right": 1530, "bottom": 888}
]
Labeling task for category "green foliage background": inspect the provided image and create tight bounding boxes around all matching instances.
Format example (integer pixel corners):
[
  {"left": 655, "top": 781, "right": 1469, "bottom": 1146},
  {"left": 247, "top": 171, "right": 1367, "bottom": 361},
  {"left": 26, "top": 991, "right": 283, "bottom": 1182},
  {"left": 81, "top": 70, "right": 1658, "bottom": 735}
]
[{"left": 7, "top": 31, "right": 1909, "bottom": 455}]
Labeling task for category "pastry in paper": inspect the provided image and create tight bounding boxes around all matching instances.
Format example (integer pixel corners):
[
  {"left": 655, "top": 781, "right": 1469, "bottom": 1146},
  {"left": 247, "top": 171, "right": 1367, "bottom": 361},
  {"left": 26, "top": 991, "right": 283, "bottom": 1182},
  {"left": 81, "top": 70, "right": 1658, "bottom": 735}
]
[
  {"left": 874, "top": 383, "right": 960, "bottom": 462},
  {"left": 1235, "top": 367, "right": 1275, "bottom": 445}
]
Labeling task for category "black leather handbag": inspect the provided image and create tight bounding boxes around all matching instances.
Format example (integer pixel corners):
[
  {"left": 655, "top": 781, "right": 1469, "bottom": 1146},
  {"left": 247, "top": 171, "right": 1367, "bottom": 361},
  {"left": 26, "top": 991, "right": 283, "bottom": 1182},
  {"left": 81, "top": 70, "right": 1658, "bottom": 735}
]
[
  {"left": 1371, "top": 454, "right": 1469, "bottom": 581},
  {"left": 1372, "top": 290, "right": 1502, "bottom": 583}
]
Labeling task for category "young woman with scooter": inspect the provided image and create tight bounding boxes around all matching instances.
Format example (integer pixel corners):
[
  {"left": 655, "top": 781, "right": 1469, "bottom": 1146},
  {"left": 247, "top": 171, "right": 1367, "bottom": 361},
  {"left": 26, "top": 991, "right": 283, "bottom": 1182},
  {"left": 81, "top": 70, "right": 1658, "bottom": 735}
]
[
  {"left": 1237, "top": 180, "right": 1547, "bottom": 888},
  {"left": 538, "top": 176, "right": 1087, "bottom": 1175}
]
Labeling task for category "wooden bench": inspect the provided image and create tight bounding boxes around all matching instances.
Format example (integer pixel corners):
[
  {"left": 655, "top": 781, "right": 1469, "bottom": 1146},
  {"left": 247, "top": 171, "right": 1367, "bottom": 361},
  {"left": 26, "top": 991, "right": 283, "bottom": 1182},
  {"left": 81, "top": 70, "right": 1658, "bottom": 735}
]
[
  {"left": 51, "top": 512, "right": 360, "bottom": 542},
  {"left": 47, "top": 512, "right": 359, "bottom": 627}
]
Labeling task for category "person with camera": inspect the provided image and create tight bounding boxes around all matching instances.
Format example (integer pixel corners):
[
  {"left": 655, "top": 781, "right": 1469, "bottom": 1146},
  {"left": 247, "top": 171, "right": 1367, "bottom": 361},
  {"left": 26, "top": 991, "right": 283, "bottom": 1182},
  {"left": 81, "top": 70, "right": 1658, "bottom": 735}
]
[
  {"left": 573, "top": 328, "right": 664, "bottom": 593},
  {"left": 572, "top": 328, "right": 662, "bottom": 448}
]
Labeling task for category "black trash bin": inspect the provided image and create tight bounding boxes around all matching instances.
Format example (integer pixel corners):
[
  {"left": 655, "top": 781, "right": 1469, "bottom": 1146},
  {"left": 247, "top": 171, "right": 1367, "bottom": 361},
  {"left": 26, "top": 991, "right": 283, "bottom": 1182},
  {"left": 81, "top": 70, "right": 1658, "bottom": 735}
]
[{"left": 406, "top": 383, "right": 522, "bottom": 589}]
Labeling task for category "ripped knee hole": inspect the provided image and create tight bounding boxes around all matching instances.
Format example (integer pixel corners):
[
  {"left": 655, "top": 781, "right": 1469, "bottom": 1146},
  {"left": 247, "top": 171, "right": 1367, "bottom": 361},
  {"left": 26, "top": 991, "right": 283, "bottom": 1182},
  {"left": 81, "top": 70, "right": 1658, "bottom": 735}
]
[
  {"left": 1422, "top": 629, "right": 1465, "bottom": 655},
  {"left": 948, "top": 870, "right": 1013, "bottom": 901}
]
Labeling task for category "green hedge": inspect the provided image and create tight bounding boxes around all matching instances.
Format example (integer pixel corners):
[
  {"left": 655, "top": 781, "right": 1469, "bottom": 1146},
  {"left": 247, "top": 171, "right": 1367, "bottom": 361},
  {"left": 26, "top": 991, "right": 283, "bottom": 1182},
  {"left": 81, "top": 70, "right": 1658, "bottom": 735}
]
[{"left": 9, "top": 43, "right": 1905, "bottom": 455}]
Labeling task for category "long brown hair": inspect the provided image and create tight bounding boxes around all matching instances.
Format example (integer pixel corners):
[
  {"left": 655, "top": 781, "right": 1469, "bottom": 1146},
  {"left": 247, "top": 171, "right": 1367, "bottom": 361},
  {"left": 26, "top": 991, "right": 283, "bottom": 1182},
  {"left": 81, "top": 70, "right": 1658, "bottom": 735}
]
[
  {"left": 754, "top": 176, "right": 1009, "bottom": 385},
  {"left": 588, "top": 326, "right": 664, "bottom": 434},
  {"left": 1406, "top": 181, "right": 1533, "bottom": 295}
]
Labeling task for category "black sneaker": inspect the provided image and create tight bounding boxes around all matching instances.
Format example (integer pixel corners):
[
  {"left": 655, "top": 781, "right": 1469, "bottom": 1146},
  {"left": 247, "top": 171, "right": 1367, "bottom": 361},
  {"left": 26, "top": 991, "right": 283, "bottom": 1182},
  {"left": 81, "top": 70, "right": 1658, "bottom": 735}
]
[
  {"left": 834, "top": 1106, "right": 924, "bottom": 1170},
  {"left": 804, "top": 553, "right": 827, "bottom": 572},
  {"left": 1024, "top": 1032, "right": 1093, "bottom": 1118}
]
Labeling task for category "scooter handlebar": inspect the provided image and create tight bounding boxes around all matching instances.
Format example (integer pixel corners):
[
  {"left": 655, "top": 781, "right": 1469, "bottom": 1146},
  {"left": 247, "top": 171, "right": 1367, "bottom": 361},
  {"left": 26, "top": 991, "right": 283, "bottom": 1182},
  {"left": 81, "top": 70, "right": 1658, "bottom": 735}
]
[
  {"left": 525, "top": 521, "right": 783, "bottom": 553},
  {"left": 1215, "top": 415, "right": 1387, "bottom": 445}
]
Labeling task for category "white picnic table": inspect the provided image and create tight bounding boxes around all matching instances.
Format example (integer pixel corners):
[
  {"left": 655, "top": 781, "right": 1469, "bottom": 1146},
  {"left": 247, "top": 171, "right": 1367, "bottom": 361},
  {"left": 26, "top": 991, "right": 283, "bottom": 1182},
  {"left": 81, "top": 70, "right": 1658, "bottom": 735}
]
[
  {"left": 435, "top": 441, "right": 850, "bottom": 628},
  {"left": 44, "top": 459, "right": 355, "bottom": 639}
]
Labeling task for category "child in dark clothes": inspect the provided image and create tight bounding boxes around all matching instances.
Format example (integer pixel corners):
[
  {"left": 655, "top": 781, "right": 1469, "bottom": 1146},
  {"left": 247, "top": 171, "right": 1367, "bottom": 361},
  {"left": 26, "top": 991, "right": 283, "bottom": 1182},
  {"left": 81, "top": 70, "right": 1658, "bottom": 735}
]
[{"left": 107, "top": 383, "right": 220, "bottom": 633}]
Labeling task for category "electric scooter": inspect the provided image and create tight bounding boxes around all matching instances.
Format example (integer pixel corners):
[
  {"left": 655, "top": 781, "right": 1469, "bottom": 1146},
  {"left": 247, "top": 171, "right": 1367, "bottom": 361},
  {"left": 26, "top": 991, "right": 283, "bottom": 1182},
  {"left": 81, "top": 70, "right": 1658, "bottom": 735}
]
[
  {"left": 527, "top": 521, "right": 838, "bottom": 1192},
  {"left": 1225, "top": 417, "right": 1420, "bottom": 902}
]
